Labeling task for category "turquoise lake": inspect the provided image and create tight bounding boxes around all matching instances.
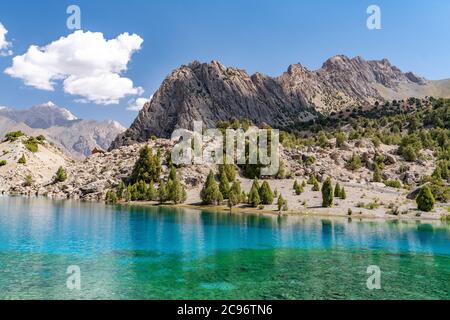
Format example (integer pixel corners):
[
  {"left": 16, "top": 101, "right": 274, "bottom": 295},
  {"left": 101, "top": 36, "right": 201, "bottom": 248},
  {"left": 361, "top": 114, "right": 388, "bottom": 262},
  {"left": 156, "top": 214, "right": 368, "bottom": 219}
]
[{"left": 0, "top": 195, "right": 449, "bottom": 300}]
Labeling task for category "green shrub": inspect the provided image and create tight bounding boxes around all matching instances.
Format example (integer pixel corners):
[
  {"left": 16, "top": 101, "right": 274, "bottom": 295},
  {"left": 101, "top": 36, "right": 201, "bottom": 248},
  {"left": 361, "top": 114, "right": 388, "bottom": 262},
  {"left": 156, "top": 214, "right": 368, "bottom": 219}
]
[
  {"left": 5, "top": 131, "right": 24, "bottom": 142},
  {"left": 416, "top": 186, "right": 435, "bottom": 212},
  {"left": 384, "top": 179, "right": 402, "bottom": 189},
  {"left": 24, "top": 138, "right": 39, "bottom": 153},
  {"left": 54, "top": 166, "right": 67, "bottom": 183},
  {"left": 18, "top": 154, "right": 26, "bottom": 164},
  {"left": 321, "top": 177, "right": 334, "bottom": 208},
  {"left": 335, "top": 132, "right": 346, "bottom": 147},
  {"left": 0, "top": 160, "right": 6, "bottom": 166},
  {"left": 346, "top": 153, "right": 362, "bottom": 171},
  {"left": 24, "top": 175, "right": 33, "bottom": 187},
  {"left": 401, "top": 145, "right": 417, "bottom": 162},
  {"left": 373, "top": 163, "right": 382, "bottom": 182}
]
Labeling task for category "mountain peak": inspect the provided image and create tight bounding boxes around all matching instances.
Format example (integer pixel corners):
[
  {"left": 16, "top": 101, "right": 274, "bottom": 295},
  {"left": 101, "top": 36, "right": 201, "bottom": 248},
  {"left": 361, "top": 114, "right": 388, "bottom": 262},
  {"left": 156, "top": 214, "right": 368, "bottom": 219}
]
[{"left": 110, "top": 55, "right": 448, "bottom": 149}]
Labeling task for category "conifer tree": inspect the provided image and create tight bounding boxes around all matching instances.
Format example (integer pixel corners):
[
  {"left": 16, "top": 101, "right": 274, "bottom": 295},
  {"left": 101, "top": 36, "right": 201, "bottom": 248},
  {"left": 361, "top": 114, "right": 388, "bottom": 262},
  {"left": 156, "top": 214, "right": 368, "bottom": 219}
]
[
  {"left": 340, "top": 187, "right": 347, "bottom": 200},
  {"left": 130, "top": 146, "right": 161, "bottom": 184},
  {"left": 146, "top": 181, "right": 156, "bottom": 201},
  {"left": 334, "top": 183, "right": 341, "bottom": 197},
  {"left": 137, "top": 180, "right": 148, "bottom": 200},
  {"left": 200, "top": 170, "right": 223, "bottom": 205},
  {"left": 310, "top": 176, "right": 320, "bottom": 191},
  {"left": 228, "top": 191, "right": 240, "bottom": 212},
  {"left": 116, "top": 181, "right": 125, "bottom": 199},
  {"left": 158, "top": 181, "right": 168, "bottom": 204},
  {"left": 373, "top": 163, "right": 382, "bottom": 182},
  {"left": 248, "top": 180, "right": 261, "bottom": 207},
  {"left": 277, "top": 194, "right": 285, "bottom": 212},
  {"left": 219, "top": 169, "right": 231, "bottom": 199},
  {"left": 321, "top": 177, "right": 334, "bottom": 208},
  {"left": 54, "top": 166, "right": 67, "bottom": 183},
  {"left": 259, "top": 180, "right": 274, "bottom": 205},
  {"left": 416, "top": 186, "right": 435, "bottom": 212}
]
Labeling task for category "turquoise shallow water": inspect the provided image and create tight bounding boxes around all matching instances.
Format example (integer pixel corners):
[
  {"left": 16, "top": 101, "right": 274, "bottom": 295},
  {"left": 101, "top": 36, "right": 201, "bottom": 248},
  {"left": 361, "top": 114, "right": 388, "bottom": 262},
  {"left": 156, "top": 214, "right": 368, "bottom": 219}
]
[{"left": 0, "top": 196, "right": 449, "bottom": 300}]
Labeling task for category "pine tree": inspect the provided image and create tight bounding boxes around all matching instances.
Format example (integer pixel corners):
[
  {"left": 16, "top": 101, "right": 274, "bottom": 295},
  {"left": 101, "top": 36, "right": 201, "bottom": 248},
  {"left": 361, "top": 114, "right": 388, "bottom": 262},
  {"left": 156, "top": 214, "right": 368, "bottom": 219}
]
[
  {"left": 137, "top": 180, "right": 148, "bottom": 200},
  {"left": 334, "top": 183, "right": 341, "bottom": 197},
  {"left": 146, "top": 181, "right": 156, "bottom": 201},
  {"left": 219, "top": 169, "right": 231, "bottom": 199},
  {"left": 105, "top": 191, "right": 118, "bottom": 204},
  {"left": 277, "top": 161, "right": 286, "bottom": 179},
  {"left": 158, "top": 181, "right": 168, "bottom": 204},
  {"left": 219, "top": 160, "right": 237, "bottom": 182},
  {"left": 200, "top": 171, "right": 223, "bottom": 205},
  {"left": 340, "top": 187, "right": 347, "bottom": 200},
  {"left": 259, "top": 181, "right": 274, "bottom": 205},
  {"left": 230, "top": 180, "right": 242, "bottom": 196},
  {"left": 129, "top": 184, "right": 139, "bottom": 201},
  {"left": 228, "top": 191, "right": 240, "bottom": 212},
  {"left": 168, "top": 166, "right": 177, "bottom": 181},
  {"left": 116, "top": 181, "right": 125, "bottom": 199},
  {"left": 130, "top": 146, "right": 161, "bottom": 184},
  {"left": 416, "top": 186, "right": 435, "bottom": 212},
  {"left": 310, "top": 175, "right": 320, "bottom": 191},
  {"left": 373, "top": 163, "right": 382, "bottom": 182},
  {"left": 54, "top": 166, "right": 67, "bottom": 183},
  {"left": 294, "top": 180, "right": 304, "bottom": 195},
  {"left": 165, "top": 167, "right": 187, "bottom": 204},
  {"left": 248, "top": 181, "right": 261, "bottom": 207},
  {"left": 321, "top": 177, "right": 334, "bottom": 208},
  {"left": 277, "top": 194, "right": 285, "bottom": 212}
]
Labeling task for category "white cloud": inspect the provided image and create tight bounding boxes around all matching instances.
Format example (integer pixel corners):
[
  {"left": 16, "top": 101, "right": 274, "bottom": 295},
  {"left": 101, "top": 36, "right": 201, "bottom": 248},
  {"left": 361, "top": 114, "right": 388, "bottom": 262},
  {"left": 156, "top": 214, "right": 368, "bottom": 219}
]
[
  {"left": 127, "top": 95, "right": 152, "bottom": 111},
  {"left": 0, "top": 23, "right": 13, "bottom": 56},
  {"left": 5, "top": 30, "right": 144, "bottom": 105}
]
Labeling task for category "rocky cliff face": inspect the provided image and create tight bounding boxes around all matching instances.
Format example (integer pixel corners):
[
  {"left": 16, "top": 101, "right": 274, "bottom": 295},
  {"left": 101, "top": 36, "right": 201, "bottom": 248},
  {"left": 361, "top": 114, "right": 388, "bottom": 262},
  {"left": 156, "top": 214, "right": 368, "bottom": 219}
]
[
  {"left": 110, "top": 55, "right": 441, "bottom": 149},
  {"left": 0, "top": 102, "right": 125, "bottom": 158}
]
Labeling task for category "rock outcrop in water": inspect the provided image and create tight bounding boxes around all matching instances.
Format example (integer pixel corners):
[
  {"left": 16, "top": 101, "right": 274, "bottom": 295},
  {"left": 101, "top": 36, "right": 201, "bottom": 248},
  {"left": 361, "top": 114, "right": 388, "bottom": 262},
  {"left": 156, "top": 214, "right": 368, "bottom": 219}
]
[{"left": 110, "top": 55, "right": 450, "bottom": 149}]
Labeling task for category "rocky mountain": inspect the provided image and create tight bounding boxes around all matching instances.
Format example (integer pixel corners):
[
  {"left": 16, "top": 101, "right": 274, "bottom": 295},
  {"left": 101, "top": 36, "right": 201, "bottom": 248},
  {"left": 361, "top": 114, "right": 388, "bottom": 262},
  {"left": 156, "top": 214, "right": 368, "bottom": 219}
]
[
  {"left": 0, "top": 102, "right": 126, "bottom": 158},
  {"left": 0, "top": 135, "right": 73, "bottom": 194},
  {"left": 0, "top": 101, "right": 78, "bottom": 128},
  {"left": 110, "top": 55, "right": 450, "bottom": 149}
]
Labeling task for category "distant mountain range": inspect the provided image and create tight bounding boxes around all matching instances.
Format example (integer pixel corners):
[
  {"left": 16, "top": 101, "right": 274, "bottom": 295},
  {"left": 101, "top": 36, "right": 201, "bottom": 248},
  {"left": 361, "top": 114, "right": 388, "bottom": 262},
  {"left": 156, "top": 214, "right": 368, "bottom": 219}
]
[
  {"left": 0, "top": 102, "right": 125, "bottom": 158},
  {"left": 110, "top": 55, "right": 450, "bottom": 149}
]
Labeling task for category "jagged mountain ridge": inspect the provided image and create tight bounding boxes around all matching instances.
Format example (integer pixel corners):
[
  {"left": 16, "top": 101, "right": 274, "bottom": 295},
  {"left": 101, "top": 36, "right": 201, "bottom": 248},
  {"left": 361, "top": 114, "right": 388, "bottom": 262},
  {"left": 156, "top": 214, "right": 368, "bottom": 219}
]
[
  {"left": 110, "top": 55, "right": 450, "bottom": 149},
  {"left": 0, "top": 102, "right": 126, "bottom": 158}
]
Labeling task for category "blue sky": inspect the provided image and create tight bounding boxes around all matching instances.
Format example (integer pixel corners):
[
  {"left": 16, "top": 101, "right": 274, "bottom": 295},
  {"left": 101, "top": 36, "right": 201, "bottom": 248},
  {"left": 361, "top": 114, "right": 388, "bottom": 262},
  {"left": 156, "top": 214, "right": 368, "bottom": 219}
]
[{"left": 0, "top": 0, "right": 449, "bottom": 126}]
